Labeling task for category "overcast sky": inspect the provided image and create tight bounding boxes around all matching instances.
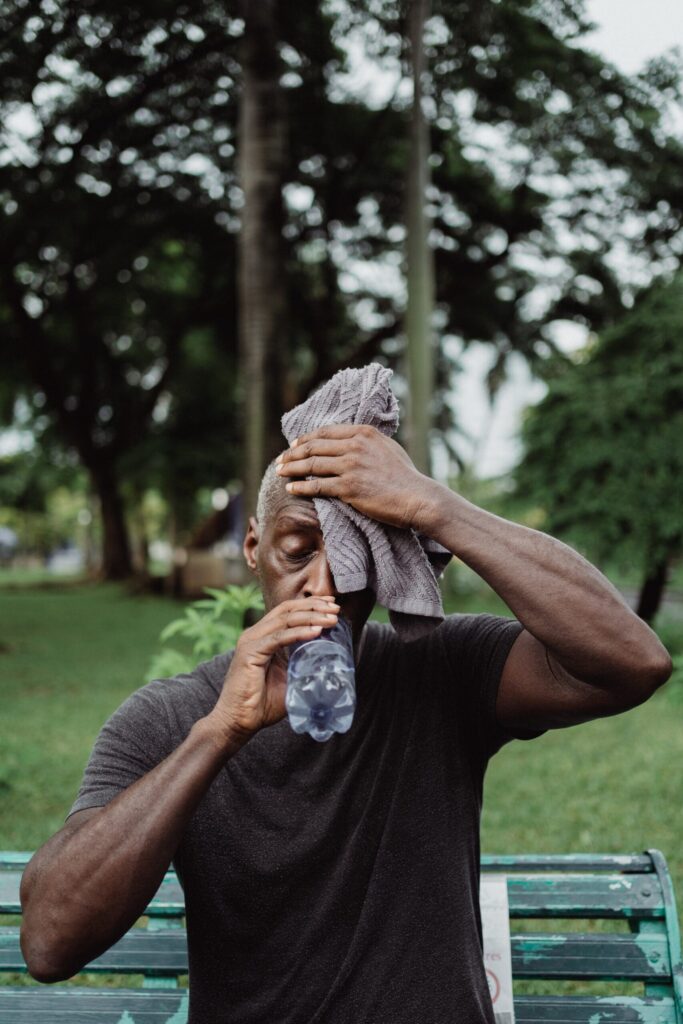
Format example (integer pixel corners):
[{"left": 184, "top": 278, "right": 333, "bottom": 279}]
[{"left": 460, "top": 0, "right": 683, "bottom": 480}]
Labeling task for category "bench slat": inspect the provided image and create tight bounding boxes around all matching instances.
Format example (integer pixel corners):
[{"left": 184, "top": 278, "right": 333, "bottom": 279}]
[
  {"left": 507, "top": 874, "right": 663, "bottom": 919},
  {"left": 0, "top": 928, "right": 188, "bottom": 976},
  {"left": 0, "top": 871, "right": 664, "bottom": 919},
  {"left": 0, "top": 989, "right": 675, "bottom": 1024},
  {"left": 2, "top": 851, "right": 656, "bottom": 873},
  {"left": 0, "top": 927, "right": 671, "bottom": 982},
  {"left": 0, "top": 987, "right": 189, "bottom": 1023},
  {"left": 511, "top": 932, "right": 671, "bottom": 980},
  {"left": 483, "top": 854, "right": 655, "bottom": 874},
  {"left": 514, "top": 994, "right": 677, "bottom": 1023}
]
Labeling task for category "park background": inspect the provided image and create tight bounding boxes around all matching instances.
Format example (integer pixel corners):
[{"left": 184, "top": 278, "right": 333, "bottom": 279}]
[{"left": 1, "top": 0, "right": 682, "bottom": 994}]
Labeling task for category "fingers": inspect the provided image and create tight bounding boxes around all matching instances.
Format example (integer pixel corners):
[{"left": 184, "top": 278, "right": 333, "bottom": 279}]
[
  {"left": 276, "top": 454, "right": 345, "bottom": 479},
  {"left": 250, "top": 599, "right": 340, "bottom": 656},
  {"left": 284, "top": 477, "right": 343, "bottom": 497},
  {"left": 286, "top": 424, "right": 371, "bottom": 449},
  {"left": 258, "top": 622, "right": 329, "bottom": 655},
  {"left": 251, "top": 597, "right": 339, "bottom": 636},
  {"left": 277, "top": 438, "right": 349, "bottom": 464}
]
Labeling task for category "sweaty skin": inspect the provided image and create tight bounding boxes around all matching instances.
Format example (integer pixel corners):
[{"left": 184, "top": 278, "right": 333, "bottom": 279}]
[{"left": 20, "top": 425, "right": 671, "bottom": 982}]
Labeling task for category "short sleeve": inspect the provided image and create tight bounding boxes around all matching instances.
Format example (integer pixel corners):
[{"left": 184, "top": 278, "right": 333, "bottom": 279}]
[
  {"left": 438, "top": 613, "right": 546, "bottom": 762},
  {"left": 66, "top": 679, "right": 174, "bottom": 821}
]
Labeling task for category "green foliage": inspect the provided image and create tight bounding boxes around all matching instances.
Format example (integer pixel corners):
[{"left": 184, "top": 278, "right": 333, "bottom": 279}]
[
  {"left": 146, "top": 584, "right": 264, "bottom": 681},
  {"left": 514, "top": 274, "right": 683, "bottom": 576},
  {"left": 2, "top": 0, "right": 683, "bottom": 482},
  {"left": 0, "top": 448, "right": 92, "bottom": 555}
]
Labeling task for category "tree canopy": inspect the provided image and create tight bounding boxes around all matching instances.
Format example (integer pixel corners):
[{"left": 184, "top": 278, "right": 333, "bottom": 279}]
[
  {"left": 1, "top": 0, "right": 682, "bottom": 575},
  {"left": 514, "top": 273, "right": 683, "bottom": 620}
]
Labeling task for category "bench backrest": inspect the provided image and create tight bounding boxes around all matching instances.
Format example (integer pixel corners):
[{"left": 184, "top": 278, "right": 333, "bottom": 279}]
[{"left": 1, "top": 849, "right": 682, "bottom": 1023}]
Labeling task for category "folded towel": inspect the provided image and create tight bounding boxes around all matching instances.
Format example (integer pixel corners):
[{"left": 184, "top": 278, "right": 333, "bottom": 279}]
[{"left": 280, "top": 363, "right": 452, "bottom": 641}]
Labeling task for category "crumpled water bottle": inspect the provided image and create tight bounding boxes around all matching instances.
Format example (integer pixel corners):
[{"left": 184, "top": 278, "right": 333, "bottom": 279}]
[{"left": 285, "top": 614, "right": 356, "bottom": 742}]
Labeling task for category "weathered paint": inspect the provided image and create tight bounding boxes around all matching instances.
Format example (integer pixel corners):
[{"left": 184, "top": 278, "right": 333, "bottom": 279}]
[
  {"left": 2, "top": 850, "right": 681, "bottom": 1022},
  {"left": 515, "top": 932, "right": 669, "bottom": 979},
  {"left": 507, "top": 873, "right": 664, "bottom": 920},
  {"left": 516, "top": 993, "right": 676, "bottom": 1022}
]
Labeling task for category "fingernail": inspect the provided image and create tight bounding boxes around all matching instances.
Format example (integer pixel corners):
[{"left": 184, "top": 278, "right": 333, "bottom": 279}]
[
  {"left": 291, "top": 438, "right": 299, "bottom": 448},
  {"left": 276, "top": 454, "right": 284, "bottom": 464}
]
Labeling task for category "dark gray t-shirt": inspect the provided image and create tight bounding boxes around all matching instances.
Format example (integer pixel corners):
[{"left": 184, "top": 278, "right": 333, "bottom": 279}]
[{"left": 69, "top": 612, "right": 542, "bottom": 1024}]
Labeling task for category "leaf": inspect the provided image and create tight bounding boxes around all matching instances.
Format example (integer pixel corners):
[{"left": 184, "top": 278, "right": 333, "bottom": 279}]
[
  {"left": 145, "top": 649, "right": 194, "bottom": 683},
  {"left": 147, "top": 583, "right": 266, "bottom": 683}
]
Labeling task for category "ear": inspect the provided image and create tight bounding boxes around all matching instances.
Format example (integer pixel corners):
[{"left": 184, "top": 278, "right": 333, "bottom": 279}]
[{"left": 243, "top": 515, "right": 260, "bottom": 573}]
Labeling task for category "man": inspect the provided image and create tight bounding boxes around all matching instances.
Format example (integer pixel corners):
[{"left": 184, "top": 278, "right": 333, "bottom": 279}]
[{"left": 20, "top": 424, "right": 671, "bottom": 1024}]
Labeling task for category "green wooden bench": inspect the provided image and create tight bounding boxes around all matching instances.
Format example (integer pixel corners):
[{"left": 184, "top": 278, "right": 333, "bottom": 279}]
[{"left": 1, "top": 850, "right": 681, "bottom": 1023}]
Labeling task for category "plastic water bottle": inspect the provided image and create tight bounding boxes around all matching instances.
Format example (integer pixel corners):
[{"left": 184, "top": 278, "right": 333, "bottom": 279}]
[{"left": 285, "top": 614, "right": 356, "bottom": 742}]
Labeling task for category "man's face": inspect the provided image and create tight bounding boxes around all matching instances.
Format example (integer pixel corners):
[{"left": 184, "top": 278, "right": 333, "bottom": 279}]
[{"left": 243, "top": 482, "right": 375, "bottom": 660}]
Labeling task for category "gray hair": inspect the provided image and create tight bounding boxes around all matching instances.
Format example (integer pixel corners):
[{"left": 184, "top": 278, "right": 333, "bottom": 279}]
[{"left": 255, "top": 456, "right": 285, "bottom": 526}]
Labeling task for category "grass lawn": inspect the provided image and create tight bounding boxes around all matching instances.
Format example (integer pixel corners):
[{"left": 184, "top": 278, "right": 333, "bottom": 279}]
[
  {"left": 1, "top": 578, "right": 682, "bottom": 995},
  {"left": 0, "top": 582, "right": 188, "bottom": 847}
]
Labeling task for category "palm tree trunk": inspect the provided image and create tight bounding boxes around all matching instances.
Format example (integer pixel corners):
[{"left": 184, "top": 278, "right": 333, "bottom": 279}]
[
  {"left": 404, "top": 0, "right": 435, "bottom": 476},
  {"left": 238, "top": 0, "right": 287, "bottom": 524}
]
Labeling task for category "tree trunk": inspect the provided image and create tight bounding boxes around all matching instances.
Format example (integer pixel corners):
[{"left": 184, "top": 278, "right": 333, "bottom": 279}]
[
  {"left": 636, "top": 555, "right": 671, "bottom": 623},
  {"left": 238, "top": 1, "right": 288, "bottom": 524},
  {"left": 91, "top": 467, "right": 133, "bottom": 580},
  {"left": 404, "top": 0, "right": 435, "bottom": 476}
]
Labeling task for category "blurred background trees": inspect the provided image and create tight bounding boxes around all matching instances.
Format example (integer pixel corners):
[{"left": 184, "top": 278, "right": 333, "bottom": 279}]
[
  {"left": 514, "top": 273, "right": 683, "bottom": 622},
  {"left": 1, "top": 0, "right": 681, "bottom": 611}
]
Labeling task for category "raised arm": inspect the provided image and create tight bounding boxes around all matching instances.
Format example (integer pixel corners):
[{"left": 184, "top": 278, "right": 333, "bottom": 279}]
[
  {"left": 274, "top": 424, "right": 672, "bottom": 732},
  {"left": 20, "top": 595, "right": 339, "bottom": 982},
  {"left": 417, "top": 486, "right": 672, "bottom": 731}
]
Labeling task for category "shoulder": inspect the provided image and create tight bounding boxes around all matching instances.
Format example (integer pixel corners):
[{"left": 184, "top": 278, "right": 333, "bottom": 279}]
[
  {"left": 148, "top": 649, "right": 234, "bottom": 704},
  {"left": 435, "top": 611, "right": 521, "bottom": 645},
  {"left": 106, "top": 649, "right": 234, "bottom": 738},
  {"left": 412, "top": 612, "right": 523, "bottom": 680},
  {"left": 359, "top": 613, "right": 504, "bottom": 658}
]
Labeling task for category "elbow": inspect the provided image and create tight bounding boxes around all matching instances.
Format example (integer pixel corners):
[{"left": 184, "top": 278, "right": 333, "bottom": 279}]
[
  {"left": 645, "top": 647, "right": 674, "bottom": 690},
  {"left": 640, "top": 634, "right": 673, "bottom": 691},
  {"left": 625, "top": 638, "right": 673, "bottom": 705},
  {"left": 25, "top": 961, "right": 72, "bottom": 985},
  {"left": 20, "top": 924, "right": 77, "bottom": 984},
  {"left": 20, "top": 882, "right": 81, "bottom": 984}
]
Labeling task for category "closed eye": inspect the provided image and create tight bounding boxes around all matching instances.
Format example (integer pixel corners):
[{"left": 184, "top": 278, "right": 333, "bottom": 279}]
[{"left": 284, "top": 550, "right": 314, "bottom": 562}]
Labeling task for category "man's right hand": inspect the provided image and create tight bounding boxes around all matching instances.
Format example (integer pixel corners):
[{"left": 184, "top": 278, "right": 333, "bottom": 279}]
[{"left": 206, "top": 596, "right": 340, "bottom": 743}]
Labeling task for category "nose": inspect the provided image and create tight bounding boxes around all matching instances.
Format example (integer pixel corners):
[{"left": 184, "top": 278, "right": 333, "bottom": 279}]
[{"left": 303, "top": 551, "right": 336, "bottom": 600}]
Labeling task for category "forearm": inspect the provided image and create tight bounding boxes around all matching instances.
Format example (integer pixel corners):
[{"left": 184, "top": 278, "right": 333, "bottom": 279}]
[
  {"left": 20, "top": 714, "right": 249, "bottom": 982},
  {"left": 420, "top": 482, "right": 670, "bottom": 689}
]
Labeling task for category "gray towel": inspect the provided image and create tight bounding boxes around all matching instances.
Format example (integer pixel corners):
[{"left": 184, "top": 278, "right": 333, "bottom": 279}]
[{"left": 281, "top": 363, "right": 452, "bottom": 641}]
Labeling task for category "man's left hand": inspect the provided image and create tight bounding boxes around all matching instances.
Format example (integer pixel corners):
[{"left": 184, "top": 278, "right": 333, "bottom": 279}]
[{"left": 275, "top": 424, "right": 433, "bottom": 531}]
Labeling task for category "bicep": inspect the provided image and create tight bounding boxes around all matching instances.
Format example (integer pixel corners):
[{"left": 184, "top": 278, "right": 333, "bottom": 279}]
[{"left": 496, "top": 628, "right": 639, "bottom": 732}]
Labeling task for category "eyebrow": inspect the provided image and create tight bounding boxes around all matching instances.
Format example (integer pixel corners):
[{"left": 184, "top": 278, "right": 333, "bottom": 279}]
[{"left": 274, "top": 514, "right": 322, "bottom": 532}]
